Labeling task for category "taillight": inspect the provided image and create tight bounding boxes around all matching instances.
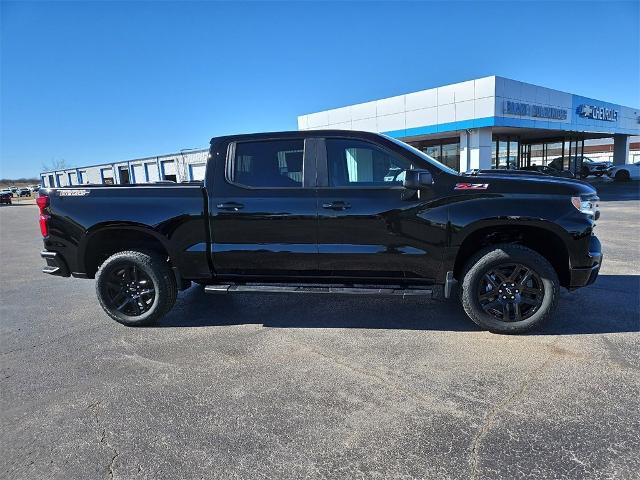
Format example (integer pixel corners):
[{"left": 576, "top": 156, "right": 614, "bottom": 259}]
[{"left": 36, "top": 195, "right": 50, "bottom": 237}]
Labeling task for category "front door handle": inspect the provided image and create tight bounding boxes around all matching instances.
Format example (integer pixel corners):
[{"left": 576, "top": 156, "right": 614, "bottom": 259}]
[
  {"left": 217, "top": 202, "right": 244, "bottom": 211},
  {"left": 322, "top": 201, "right": 351, "bottom": 211}
]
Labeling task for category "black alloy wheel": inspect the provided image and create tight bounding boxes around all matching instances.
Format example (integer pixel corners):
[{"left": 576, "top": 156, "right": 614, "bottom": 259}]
[
  {"left": 95, "top": 250, "right": 177, "bottom": 326},
  {"left": 102, "top": 264, "right": 156, "bottom": 316},
  {"left": 477, "top": 263, "right": 544, "bottom": 322},
  {"left": 460, "top": 244, "right": 559, "bottom": 334}
]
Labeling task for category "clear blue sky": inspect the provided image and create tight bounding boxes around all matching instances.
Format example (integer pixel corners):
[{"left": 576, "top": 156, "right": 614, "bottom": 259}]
[{"left": 1, "top": 1, "right": 638, "bottom": 178}]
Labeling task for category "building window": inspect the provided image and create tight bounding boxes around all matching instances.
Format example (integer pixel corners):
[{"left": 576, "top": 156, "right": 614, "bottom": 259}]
[
  {"left": 101, "top": 168, "right": 114, "bottom": 185},
  {"left": 408, "top": 138, "right": 460, "bottom": 171},
  {"left": 160, "top": 160, "right": 177, "bottom": 182},
  {"left": 189, "top": 163, "right": 207, "bottom": 181},
  {"left": 118, "top": 166, "right": 131, "bottom": 184}
]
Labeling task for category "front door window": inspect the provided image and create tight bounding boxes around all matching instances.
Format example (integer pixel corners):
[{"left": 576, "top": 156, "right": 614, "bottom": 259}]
[{"left": 326, "top": 139, "right": 413, "bottom": 187}]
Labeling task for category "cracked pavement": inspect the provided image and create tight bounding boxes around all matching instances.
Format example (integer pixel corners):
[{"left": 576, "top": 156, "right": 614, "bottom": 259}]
[{"left": 1, "top": 182, "right": 639, "bottom": 479}]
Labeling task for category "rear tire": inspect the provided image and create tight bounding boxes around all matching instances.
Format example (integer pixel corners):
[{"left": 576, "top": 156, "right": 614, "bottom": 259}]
[
  {"left": 95, "top": 250, "right": 177, "bottom": 326},
  {"left": 615, "top": 170, "right": 630, "bottom": 182},
  {"left": 460, "top": 244, "right": 559, "bottom": 334}
]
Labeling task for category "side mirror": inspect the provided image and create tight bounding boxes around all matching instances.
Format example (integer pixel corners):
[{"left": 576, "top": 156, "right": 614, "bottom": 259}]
[{"left": 403, "top": 169, "right": 433, "bottom": 189}]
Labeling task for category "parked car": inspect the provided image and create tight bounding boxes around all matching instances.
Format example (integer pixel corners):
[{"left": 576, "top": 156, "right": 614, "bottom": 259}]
[
  {"left": 37, "top": 130, "right": 602, "bottom": 334},
  {"left": 548, "top": 156, "right": 611, "bottom": 178},
  {"left": 0, "top": 190, "right": 12, "bottom": 205},
  {"left": 580, "top": 157, "right": 613, "bottom": 178},
  {"left": 607, "top": 161, "right": 640, "bottom": 182},
  {"left": 520, "top": 165, "right": 576, "bottom": 178},
  {"left": 16, "top": 187, "right": 31, "bottom": 197}
]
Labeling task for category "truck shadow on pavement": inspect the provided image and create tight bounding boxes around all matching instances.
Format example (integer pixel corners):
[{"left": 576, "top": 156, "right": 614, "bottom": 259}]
[{"left": 153, "top": 274, "right": 639, "bottom": 335}]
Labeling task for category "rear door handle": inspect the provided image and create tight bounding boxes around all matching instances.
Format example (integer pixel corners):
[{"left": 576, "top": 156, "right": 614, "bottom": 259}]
[
  {"left": 217, "top": 202, "right": 244, "bottom": 211},
  {"left": 322, "top": 201, "right": 351, "bottom": 211}
]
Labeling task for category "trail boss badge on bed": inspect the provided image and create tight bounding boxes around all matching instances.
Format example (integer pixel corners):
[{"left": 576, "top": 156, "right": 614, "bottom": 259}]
[
  {"left": 454, "top": 183, "right": 489, "bottom": 190},
  {"left": 58, "top": 189, "right": 90, "bottom": 196}
]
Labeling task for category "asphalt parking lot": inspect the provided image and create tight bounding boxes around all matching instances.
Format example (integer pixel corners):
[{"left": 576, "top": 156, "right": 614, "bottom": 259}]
[{"left": 1, "top": 182, "right": 639, "bottom": 480}]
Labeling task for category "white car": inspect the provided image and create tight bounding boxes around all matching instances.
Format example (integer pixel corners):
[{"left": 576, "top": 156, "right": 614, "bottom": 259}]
[{"left": 607, "top": 161, "right": 640, "bottom": 181}]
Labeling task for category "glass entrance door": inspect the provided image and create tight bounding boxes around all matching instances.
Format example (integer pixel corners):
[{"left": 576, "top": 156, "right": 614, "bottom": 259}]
[{"left": 492, "top": 136, "right": 520, "bottom": 169}]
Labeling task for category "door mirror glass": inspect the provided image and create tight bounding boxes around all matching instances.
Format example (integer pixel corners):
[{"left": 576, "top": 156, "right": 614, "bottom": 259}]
[{"left": 403, "top": 169, "right": 433, "bottom": 189}]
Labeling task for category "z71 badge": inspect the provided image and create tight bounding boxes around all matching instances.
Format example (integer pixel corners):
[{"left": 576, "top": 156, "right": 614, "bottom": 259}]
[
  {"left": 454, "top": 183, "right": 489, "bottom": 190},
  {"left": 58, "top": 189, "right": 90, "bottom": 197}
]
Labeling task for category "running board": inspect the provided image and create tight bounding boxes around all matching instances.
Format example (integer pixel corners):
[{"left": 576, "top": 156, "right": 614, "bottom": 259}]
[{"left": 204, "top": 284, "right": 433, "bottom": 298}]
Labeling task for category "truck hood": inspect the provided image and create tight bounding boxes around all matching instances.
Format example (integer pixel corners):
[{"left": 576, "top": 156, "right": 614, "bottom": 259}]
[{"left": 457, "top": 172, "right": 597, "bottom": 196}]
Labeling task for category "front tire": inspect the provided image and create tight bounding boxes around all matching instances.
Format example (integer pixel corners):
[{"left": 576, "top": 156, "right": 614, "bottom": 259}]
[
  {"left": 460, "top": 244, "right": 559, "bottom": 334},
  {"left": 95, "top": 250, "right": 177, "bottom": 326},
  {"left": 614, "top": 170, "right": 630, "bottom": 182}
]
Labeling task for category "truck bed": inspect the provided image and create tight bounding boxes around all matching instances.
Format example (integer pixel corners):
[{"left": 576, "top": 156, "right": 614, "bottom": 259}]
[{"left": 41, "top": 183, "right": 210, "bottom": 281}]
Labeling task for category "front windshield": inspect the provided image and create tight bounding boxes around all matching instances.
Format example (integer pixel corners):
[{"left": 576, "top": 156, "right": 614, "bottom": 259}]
[{"left": 382, "top": 135, "right": 460, "bottom": 175}]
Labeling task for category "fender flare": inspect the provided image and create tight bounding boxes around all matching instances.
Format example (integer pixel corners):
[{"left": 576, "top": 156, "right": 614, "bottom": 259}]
[
  {"left": 453, "top": 217, "right": 572, "bottom": 247},
  {"left": 448, "top": 217, "right": 573, "bottom": 279},
  {"left": 78, "top": 222, "right": 177, "bottom": 275}
]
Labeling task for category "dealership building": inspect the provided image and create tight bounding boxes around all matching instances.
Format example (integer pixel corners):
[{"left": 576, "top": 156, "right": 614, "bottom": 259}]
[{"left": 41, "top": 76, "right": 639, "bottom": 187}]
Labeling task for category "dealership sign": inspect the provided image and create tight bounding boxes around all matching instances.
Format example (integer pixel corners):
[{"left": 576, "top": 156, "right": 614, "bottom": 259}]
[
  {"left": 503, "top": 101, "right": 567, "bottom": 120},
  {"left": 578, "top": 104, "right": 618, "bottom": 122}
]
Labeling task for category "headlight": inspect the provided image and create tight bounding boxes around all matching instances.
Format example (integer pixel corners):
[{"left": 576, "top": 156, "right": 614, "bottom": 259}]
[{"left": 571, "top": 196, "right": 598, "bottom": 216}]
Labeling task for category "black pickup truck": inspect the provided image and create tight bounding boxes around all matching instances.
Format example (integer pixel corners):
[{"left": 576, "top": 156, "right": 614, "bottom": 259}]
[{"left": 38, "top": 131, "right": 602, "bottom": 333}]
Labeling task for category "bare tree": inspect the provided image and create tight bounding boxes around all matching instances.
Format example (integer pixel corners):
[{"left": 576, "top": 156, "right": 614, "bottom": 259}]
[{"left": 42, "top": 158, "right": 75, "bottom": 172}]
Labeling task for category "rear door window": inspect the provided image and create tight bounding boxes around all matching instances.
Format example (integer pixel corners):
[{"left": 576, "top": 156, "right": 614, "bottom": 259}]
[{"left": 230, "top": 139, "right": 304, "bottom": 188}]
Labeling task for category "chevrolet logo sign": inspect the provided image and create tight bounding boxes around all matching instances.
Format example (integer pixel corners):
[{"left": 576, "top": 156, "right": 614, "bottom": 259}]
[
  {"left": 578, "top": 103, "right": 618, "bottom": 122},
  {"left": 579, "top": 104, "right": 593, "bottom": 117}
]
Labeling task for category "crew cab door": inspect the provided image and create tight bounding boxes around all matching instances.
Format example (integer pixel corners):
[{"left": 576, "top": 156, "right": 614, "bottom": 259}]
[
  {"left": 208, "top": 136, "right": 318, "bottom": 277},
  {"left": 315, "top": 136, "right": 445, "bottom": 281}
]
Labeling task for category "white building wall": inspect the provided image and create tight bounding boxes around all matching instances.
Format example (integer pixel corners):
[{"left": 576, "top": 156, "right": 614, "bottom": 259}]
[
  {"left": 299, "top": 77, "right": 639, "bottom": 137},
  {"left": 468, "top": 128, "right": 493, "bottom": 170},
  {"left": 41, "top": 149, "right": 209, "bottom": 187},
  {"left": 299, "top": 76, "right": 498, "bottom": 135}
]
